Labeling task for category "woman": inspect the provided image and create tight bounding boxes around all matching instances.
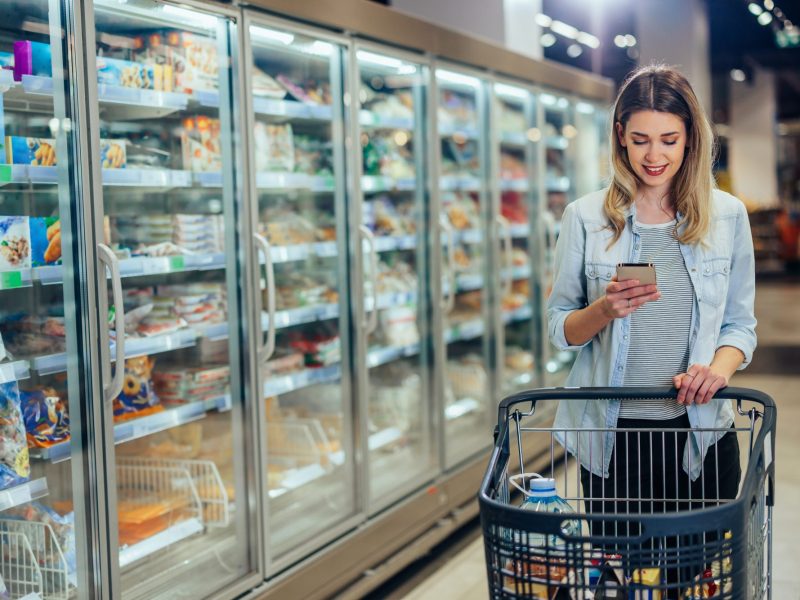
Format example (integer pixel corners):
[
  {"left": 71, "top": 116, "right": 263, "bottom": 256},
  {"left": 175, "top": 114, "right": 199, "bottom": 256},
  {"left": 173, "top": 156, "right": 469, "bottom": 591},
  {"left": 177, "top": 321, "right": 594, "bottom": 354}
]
[{"left": 546, "top": 65, "right": 756, "bottom": 588}]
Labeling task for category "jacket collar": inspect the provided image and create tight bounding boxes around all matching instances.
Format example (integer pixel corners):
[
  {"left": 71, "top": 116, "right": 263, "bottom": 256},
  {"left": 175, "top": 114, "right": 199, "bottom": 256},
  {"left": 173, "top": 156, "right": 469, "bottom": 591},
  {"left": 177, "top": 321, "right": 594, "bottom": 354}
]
[{"left": 625, "top": 199, "right": 686, "bottom": 232}]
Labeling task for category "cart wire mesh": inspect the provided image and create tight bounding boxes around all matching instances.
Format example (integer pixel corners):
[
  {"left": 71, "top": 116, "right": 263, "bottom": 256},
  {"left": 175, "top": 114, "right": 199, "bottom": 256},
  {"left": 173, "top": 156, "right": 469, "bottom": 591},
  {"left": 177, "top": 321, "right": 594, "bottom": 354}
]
[{"left": 478, "top": 387, "right": 775, "bottom": 600}]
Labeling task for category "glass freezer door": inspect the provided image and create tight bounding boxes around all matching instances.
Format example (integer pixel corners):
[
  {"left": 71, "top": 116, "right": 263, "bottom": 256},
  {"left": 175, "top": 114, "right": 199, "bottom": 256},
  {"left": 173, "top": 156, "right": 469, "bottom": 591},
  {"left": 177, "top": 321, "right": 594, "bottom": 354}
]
[
  {"left": 244, "top": 20, "right": 357, "bottom": 562},
  {"left": 0, "top": 1, "right": 104, "bottom": 597},
  {"left": 436, "top": 67, "right": 492, "bottom": 469},
  {"left": 89, "top": 2, "right": 257, "bottom": 598},
  {"left": 540, "top": 91, "right": 577, "bottom": 384},
  {"left": 493, "top": 83, "right": 539, "bottom": 398},
  {"left": 354, "top": 46, "right": 434, "bottom": 507}
]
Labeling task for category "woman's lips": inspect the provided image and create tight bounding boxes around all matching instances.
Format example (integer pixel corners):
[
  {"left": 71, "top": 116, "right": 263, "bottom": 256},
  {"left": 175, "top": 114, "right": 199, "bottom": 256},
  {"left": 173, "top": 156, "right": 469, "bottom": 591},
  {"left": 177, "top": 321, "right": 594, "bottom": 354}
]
[{"left": 643, "top": 164, "right": 667, "bottom": 176}]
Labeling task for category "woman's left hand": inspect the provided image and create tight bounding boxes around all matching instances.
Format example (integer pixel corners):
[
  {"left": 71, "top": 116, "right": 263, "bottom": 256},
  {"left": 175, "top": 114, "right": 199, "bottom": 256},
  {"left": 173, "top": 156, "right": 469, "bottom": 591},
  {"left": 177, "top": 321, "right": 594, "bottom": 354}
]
[{"left": 673, "top": 364, "right": 729, "bottom": 406}]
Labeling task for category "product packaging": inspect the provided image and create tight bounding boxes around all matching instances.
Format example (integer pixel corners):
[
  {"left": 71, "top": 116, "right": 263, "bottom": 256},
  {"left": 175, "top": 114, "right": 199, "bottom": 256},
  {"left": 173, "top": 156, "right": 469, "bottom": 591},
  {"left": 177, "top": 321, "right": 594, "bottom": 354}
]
[
  {"left": 0, "top": 216, "right": 31, "bottom": 271},
  {"left": 181, "top": 116, "right": 221, "bottom": 172},
  {"left": 6, "top": 136, "right": 56, "bottom": 166},
  {"left": 629, "top": 568, "right": 662, "bottom": 600},
  {"left": 113, "top": 355, "right": 163, "bottom": 421},
  {"left": 0, "top": 50, "right": 14, "bottom": 69},
  {"left": 253, "top": 123, "right": 294, "bottom": 172},
  {"left": 21, "top": 387, "right": 70, "bottom": 447},
  {"left": 100, "top": 138, "right": 127, "bottom": 169},
  {"left": 0, "top": 381, "right": 30, "bottom": 489},
  {"left": 96, "top": 56, "right": 157, "bottom": 90},
  {"left": 13, "top": 40, "right": 52, "bottom": 81},
  {"left": 30, "top": 216, "right": 61, "bottom": 266},
  {"left": 136, "top": 30, "right": 218, "bottom": 94}
]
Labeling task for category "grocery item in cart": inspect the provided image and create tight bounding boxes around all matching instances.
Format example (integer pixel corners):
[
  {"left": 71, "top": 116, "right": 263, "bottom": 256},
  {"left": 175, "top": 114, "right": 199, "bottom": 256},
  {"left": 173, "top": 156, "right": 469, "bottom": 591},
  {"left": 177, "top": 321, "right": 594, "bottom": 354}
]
[
  {"left": 113, "top": 355, "right": 162, "bottom": 422},
  {"left": 0, "top": 216, "right": 31, "bottom": 270},
  {"left": 254, "top": 122, "right": 295, "bottom": 172},
  {"left": 30, "top": 216, "right": 61, "bottom": 266},
  {"left": 21, "top": 386, "right": 70, "bottom": 447},
  {"left": 0, "top": 381, "right": 29, "bottom": 488}
]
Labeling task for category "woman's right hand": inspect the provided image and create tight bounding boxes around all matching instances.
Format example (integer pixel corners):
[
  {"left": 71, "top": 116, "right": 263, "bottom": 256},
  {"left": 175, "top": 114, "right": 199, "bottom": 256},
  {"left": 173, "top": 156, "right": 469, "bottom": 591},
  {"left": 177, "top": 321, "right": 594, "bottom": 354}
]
[{"left": 600, "top": 275, "right": 660, "bottom": 319}]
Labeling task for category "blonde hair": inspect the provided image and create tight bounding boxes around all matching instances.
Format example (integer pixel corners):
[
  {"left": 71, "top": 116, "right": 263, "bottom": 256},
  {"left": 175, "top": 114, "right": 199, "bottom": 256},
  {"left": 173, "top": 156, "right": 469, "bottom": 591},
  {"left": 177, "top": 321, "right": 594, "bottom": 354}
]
[{"left": 604, "top": 64, "right": 716, "bottom": 247}]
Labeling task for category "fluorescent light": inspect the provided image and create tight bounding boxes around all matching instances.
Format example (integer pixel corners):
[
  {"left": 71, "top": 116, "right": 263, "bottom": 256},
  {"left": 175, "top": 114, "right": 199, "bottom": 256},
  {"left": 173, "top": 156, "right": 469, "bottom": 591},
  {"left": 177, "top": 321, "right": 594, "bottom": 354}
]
[
  {"left": 495, "top": 83, "right": 528, "bottom": 101},
  {"left": 540, "top": 33, "right": 557, "bottom": 47},
  {"left": 577, "top": 32, "right": 600, "bottom": 48},
  {"left": 436, "top": 69, "right": 480, "bottom": 88},
  {"left": 757, "top": 11, "right": 773, "bottom": 25},
  {"left": 306, "top": 41, "right": 334, "bottom": 57},
  {"left": 550, "top": 20, "right": 578, "bottom": 39},
  {"left": 250, "top": 26, "right": 294, "bottom": 46},
  {"left": 730, "top": 68, "right": 746, "bottom": 82},
  {"left": 563, "top": 124, "right": 578, "bottom": 138},
  {"left": 526, "top": 127, "right": 542, "bottom": 142},
  {"left": 556, "top": 97, "right": 569, "bottom": 109},
  {"left": 357, "top": 50, "right": 403, "bottom": 69},
  {"left": 764, "top": 0, "right": 774, "bottom": 9},
  {"left": 540, "top": 93, "right": 556, "bottom": 106},
  {"left": 162, "top": 5, "right": 218, "bottom": 29},
  {"left": 748, "top": 2, "right": 764, "bottom": 15},
  {"left": 614, "top": 35, "right": 627, "bottom": 48},
  {"left": 535, "top": 13, "right": 552, "bottom": 28},
  {"left": 398, "top": 64, "right": 418, "bottom": 75},
  {"left": 625, "top": 34, "right": 637, "bottom": 47},
  {"left": 576, "top": 102, "right": 595, "bottom": 114},
  {"left": 566, "top": 43, "right": 583, "bottom": 58}
]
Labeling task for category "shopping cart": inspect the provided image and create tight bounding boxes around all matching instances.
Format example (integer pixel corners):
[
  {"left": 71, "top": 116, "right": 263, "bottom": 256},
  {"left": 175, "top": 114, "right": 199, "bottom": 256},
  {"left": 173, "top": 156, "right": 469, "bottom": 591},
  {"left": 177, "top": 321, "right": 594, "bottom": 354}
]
[{"left": 478, "top": 387, "right": 776, "bottom": 599}]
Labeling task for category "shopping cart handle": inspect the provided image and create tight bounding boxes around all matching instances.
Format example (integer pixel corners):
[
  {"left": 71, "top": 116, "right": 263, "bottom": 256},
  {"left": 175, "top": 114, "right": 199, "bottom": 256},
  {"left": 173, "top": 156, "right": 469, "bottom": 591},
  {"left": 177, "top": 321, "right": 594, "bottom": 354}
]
[{"left": 496, "top": 385, "right": 775, "bottom": 428}]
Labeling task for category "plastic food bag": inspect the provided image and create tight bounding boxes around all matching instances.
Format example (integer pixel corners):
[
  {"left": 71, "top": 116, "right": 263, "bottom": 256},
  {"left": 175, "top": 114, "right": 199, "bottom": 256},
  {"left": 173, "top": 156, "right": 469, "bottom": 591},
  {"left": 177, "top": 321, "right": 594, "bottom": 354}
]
[
  {"left": 21, "top": 387, "right": 70, "bottom": 448},
  {"left": 113, "top": 355, "right": 162, "bottom": 421},
  {"left": 0, "top": 381, "right": 30, "bottom": 489}
]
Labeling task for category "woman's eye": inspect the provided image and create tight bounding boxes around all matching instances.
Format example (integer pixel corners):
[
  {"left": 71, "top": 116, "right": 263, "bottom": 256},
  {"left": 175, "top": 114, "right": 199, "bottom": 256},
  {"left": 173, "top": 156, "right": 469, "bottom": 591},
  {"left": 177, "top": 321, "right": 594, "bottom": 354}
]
[
  {"left": 664, "top": 141, "right": 677, "bottom": 146},
  {"left": 632, "top": 141, "right": 647, "bottom": 145}
]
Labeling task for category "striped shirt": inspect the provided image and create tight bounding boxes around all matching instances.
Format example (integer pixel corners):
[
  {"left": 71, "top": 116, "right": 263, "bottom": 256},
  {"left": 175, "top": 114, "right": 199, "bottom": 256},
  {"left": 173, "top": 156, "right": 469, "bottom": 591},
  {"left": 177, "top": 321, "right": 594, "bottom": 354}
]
[{"left": 619, "top": 220, "right": 692, "bottom": 419}]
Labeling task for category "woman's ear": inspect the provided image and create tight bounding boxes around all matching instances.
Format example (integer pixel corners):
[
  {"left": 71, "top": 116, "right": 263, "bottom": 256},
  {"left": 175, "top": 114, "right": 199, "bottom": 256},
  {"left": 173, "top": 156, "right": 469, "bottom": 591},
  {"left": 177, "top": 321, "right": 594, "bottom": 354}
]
[{"left": 615, "top": 121, "right": 626, "bottom": 147}]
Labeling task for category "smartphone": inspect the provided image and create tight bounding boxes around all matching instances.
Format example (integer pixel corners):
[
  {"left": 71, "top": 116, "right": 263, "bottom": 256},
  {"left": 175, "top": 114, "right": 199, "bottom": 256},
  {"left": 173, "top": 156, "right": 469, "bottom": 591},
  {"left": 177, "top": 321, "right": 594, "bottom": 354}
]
[{"left": 616, "top": 262, "right": 657, "bottom": 285}]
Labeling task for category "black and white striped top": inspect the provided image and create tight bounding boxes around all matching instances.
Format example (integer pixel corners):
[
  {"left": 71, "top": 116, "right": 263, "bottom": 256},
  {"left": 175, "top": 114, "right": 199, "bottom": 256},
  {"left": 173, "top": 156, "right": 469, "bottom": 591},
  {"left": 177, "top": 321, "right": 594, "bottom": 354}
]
[{"left": 619, "top": 220, "right": 692, "bottom": 420}]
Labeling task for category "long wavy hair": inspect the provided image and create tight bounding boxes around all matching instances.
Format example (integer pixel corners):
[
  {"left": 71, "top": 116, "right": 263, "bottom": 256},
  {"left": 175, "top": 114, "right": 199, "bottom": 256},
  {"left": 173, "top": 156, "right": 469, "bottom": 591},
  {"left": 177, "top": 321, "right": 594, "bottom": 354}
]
[{"left": 604, "top": 64, "right": 716, "bottom": 247}]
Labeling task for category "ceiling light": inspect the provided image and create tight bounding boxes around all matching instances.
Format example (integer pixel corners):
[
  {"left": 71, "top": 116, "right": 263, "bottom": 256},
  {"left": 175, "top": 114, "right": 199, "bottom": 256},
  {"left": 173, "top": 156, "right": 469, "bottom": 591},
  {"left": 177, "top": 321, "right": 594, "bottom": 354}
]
[
  {"left": 540, "top": 33, "right": 557, "bottom": 47},
  {"left": 730, "top": 68, "right": 746, "bottom": 82},
  {"left": 250, "top": 26, "right": 294, "bottom": 46},
  {"left": 162, "top": 5, "right": 218, "bottom": 29},
  {"left": 757, "top": 11, "right": 773, "bottom": 25},
  {"left": 495, "top": 83, "right": 528, "bottom": 100},
  {"left": 748, "top": 3, "right": 764, "bottom": 15},
  {"left": 576, "top": 102, "right": 595, "bottom": 114},
  {"left": 556, "top": 97, "right": 569, "bottom": 109},
  {"left": 625, "top": 34, "right": 637, "bottom": 47},
  {"left": 539, "top": 93, "right": 556, "bottom": 106},
  {"left": 306, "top": 41, "right": 334, "bottom": 57},
  {"left": 577, "top": 32, "right": 600, "bottom": 48},
  {"left": 535, "top": 13, "right": 552, "bottom": 28},
  {"left": 566, "top": 43, "right": 583, "bottom": 58},
  {"left": 357, "top": 51, "right": 404, "bottom": 69},
  {"left": 526, "top": 127, "right": 542, "bottom": 142},
  {"left": 614, "top": 35, "right": 627, "bottom": 48},
  {"left": 764, "top": 0, "right": 775, "bottom": 9},
  {"left": 436, "top": 69, "right": 481, "bottom": 88},
  {"left": 550, "top": 20, "right": 579, "bottom": 39}
]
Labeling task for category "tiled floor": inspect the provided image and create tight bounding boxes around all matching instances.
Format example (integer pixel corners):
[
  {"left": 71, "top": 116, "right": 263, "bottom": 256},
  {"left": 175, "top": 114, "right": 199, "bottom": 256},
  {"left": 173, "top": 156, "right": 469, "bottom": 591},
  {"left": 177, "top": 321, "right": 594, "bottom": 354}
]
[{"left": 398, "top": 281, "right": 800, "bottom": 600}]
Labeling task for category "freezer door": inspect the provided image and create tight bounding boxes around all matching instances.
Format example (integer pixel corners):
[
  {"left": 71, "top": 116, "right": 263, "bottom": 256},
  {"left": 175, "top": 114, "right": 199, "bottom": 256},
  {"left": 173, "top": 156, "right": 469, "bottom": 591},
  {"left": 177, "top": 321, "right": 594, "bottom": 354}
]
[
  {"left": 86, "top": 1, "right": 259, "bottom": 598},
  {"left": 354, "top": 46, "right": 437, "bottom": 509},
  {"left": 492, "top": 83, "right": 541, "bottom": 400},
  {"left": 244, "top": 18, "right": 358, "bottom": 566},
  {"left": 435, "top": 67, "right": 494, "bottom": 470},
  {"left": 0, "top": 0, "right": 114, "bottom": 597}
]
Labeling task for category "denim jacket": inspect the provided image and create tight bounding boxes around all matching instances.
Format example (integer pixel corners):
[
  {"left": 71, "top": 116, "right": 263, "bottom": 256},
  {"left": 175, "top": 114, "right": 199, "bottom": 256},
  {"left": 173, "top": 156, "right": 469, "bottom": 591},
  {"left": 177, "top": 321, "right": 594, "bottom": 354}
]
[{"left": 546, "top": 188, "right": 757, "bottom": 480}]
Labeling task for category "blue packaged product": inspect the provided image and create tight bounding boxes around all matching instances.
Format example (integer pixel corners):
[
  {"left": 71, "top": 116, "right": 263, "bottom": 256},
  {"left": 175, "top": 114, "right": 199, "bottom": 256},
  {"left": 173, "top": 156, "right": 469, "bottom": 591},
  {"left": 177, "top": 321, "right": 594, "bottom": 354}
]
[
  {"left": 30, "top": 216, "right": 61, "bottom": 266},
  {"left": 0, "top": 380, "right": 30, "bottom": 489},
  {"left": 96, "top": 56, "right": 157, "bottom": 90},
  {"left": 13, "top": 40, "right": 52, "bottom": 82},
  {"left": 6, "top": 136, "right": 56, "bottom": 166}
]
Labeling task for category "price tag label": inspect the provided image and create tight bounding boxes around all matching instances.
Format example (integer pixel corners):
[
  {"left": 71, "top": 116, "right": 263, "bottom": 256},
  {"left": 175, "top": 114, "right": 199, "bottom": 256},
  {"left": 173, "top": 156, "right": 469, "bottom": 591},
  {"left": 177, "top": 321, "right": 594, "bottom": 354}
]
[
  {"left": 169, "top": 256, "right": 185, "bottom": 271},
  {"left": 0, "top": 271, "right": 23, "bottom": 290}
]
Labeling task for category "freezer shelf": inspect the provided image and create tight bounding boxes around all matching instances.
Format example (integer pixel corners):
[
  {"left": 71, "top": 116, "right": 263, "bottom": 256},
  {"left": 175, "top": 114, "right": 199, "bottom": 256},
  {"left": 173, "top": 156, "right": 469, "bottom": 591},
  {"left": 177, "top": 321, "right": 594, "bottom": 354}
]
[
  {"left": 444, "top": 397, "right": 481, "bottom": 421},
  {"left": 0, "top": 164, "right": 194, "bottom": 188},
  {"left": 500, "top": 132, "right": 528, "bottom": 147},
  {"left": 547, "top": 176, "right": 571, "bottom": 193},
  {"left": 501, "top": 266, "right": 532, "bottom": 281},
  {"left": 366, "top": 343, "right": 420, "bottom": 369},
  {"left": 254, "top": 97, "right": 333, "bottom": 121},
  {"left": 508, "top": 223, "right": 530, "bottom": 238},
  {"left": 0, "top": 478, "right": 48, "bottom": 512},
  {"left": 440, "top": 175, "right": 481, "bottom": 191},
  {"left": 454, "top": 229, "right": 482, "bottom": 245},
  {"left": 119, "top": 518, "right": 205, "bottom": 568},
  {"left": 503, "top": 304, "right": 533, "bottom": 323},
  {"left": 361, "top": 176, "right": 416, "bottom": 193},
  {"left": 193, "top": 172, "right": 336, "bottom": 192},
  {"left": 500, "top": 179, "right": 529, "bottom": 192},
  {"left": 445, "top": 318, "right": 484, "bottom": 343},
  {"left": 372, "top": 235, "right": 417, "bottom": 253},
  {"left": 439, "top": 124, "right": 480, "bottom": 140},
  {"left": 30, "top": 395, "right": 232, "bottom": 463},
  {"left": 546, "top": 135, "right": 569, "bottom": 150},
  {"left": 0, "top": 360, "right": 30, "bottom": 384},
  {"left": 359, "top": 111, "right": 414, "bottom": 130}
]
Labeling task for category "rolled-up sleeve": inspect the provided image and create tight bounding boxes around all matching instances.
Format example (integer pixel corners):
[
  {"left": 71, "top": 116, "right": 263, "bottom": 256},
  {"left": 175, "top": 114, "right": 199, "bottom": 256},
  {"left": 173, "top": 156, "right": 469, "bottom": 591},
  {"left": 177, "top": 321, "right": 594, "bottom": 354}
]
[
  {"left": 716, "top": 202, "right": 757, "bottom": 368},
  {"left": 546, "top": 202, "right": 590, "bottom": 351}
]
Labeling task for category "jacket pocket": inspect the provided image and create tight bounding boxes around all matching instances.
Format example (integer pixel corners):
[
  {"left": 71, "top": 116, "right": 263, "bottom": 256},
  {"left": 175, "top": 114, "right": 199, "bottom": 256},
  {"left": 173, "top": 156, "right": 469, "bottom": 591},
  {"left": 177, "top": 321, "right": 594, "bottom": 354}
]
[
  {"left": 585, "top": 262, "right": 615, "bottom": 303},
  {"left": 700, "top": 257, "right": 731, "bottom": 307}
]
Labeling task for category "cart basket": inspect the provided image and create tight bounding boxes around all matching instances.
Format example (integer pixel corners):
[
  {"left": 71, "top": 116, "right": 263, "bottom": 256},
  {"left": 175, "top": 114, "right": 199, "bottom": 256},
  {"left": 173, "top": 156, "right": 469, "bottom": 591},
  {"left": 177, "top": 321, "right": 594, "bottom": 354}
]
[{"left": 478, "top": 386, "right": 776, "bottom": 600}]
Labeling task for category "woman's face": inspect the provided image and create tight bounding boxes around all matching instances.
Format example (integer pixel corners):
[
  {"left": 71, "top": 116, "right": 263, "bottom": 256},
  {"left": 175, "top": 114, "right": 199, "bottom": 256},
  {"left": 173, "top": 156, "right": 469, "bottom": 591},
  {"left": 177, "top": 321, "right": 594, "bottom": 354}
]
[{"left": 616, "top": 110, "right": 687, "bottom": 191}]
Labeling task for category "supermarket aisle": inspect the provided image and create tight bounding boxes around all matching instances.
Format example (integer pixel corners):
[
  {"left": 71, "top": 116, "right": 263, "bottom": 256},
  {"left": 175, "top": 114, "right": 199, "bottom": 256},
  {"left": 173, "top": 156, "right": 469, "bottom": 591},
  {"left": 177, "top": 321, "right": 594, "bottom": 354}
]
[{"left": 395, "top": 281, "right": 800, "bottom": 600}]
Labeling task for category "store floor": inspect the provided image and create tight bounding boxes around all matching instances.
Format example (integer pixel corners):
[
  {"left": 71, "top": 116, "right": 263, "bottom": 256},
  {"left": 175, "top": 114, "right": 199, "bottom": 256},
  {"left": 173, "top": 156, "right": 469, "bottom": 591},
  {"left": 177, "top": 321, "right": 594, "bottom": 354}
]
[{"left": 376, "top": 281, "right": 800, "bottom": 600}]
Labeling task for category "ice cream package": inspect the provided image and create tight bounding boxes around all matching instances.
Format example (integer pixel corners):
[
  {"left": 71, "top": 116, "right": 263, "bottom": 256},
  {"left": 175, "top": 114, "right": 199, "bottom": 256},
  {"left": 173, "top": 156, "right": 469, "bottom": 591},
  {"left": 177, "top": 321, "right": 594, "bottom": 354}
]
[
  {"left": 96, "top": 56, "right": 158, "bottom": 90},
  {"left": 0, "top": 216, "right": 31, "bottom": 271},
  {"left": 113, "top": 355, "right": 162, "bottom": 421},
  {"left": 0, "top": 380, "right": 30, "bottom": 489},
  {"left": 30, "top": 216, "right": 62, "bottom": 266},
  {"left": 21, "top": 386, "right": 70, "bottom": 448}
]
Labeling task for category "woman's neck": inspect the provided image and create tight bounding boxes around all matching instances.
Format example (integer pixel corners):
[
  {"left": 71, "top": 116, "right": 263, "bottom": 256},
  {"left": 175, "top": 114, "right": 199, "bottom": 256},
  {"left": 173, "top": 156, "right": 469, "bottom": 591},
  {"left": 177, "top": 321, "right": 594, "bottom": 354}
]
[{"left": 634, "top": 188, "right": 677, "bottom": 224}]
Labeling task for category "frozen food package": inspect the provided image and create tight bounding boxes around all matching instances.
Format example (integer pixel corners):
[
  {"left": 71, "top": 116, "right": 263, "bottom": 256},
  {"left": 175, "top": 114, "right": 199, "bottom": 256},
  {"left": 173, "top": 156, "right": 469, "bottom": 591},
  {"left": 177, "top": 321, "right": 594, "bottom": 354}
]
[
  {"left": 113, "top": 355, "right": 163, "bottom": 421},
  {"left": 166, "top": 30, "right": 219, "bottom": 93},
  {"left": 21, "top": 386, "right": 70, "bottom": 448},
  {"left": 380, "top": 305, "right": 419, "bottom": 347},
  {"left": 96, "top": 56, "right": 156, "bottom": 90},
  {"left": 30, "top": 216, "right": 61, "bottom": 266},
  {"left": 252, "top": 66, "right": 286, "bottom": 98},
  {"left": 100, "top": 139, "right": 127, "bottom": 169},
  {"left": 0, "top": 381, "right": 30, "bottom": 488},
  {"left": 0, "top": 216, "right": 31, "bottom": 270},
  {"left": 13, "top": 40, "right": 52, "bottom": 82},
  {"left": 253, "top": 123, "right": 295, "bottom": 173},
  {"left": 6, "top": 136, "right": 56, "bottom": 166},
  {"left": 181, "top": 116, "right": 222, "bottom": 172}
]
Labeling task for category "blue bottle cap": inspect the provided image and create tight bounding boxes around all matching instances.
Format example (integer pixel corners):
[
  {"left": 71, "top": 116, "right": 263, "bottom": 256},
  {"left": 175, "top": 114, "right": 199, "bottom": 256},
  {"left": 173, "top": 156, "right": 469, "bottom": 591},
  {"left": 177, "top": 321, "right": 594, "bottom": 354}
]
[{"left": 529, "top": 477, "right": 557, "bottom": 492}]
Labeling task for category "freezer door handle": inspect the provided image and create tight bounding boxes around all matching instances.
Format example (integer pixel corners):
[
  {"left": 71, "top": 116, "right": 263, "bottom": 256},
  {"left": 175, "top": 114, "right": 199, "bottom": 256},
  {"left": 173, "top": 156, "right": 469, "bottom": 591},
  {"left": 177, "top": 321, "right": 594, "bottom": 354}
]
[
  {"left": 439, "top": 214, "right": 456, "bottom": 313},
  {"left": 98, "top": 243, "right": 125, "bottom": 403},
  {"left": 254, "top": 233, "right": 277, "bottom": 364},
  {"left": 358, "top": 225, "right": 379, "bottom": 334},
  {"left": 496, "top": 214, "right": 513, "bottom": 297}
]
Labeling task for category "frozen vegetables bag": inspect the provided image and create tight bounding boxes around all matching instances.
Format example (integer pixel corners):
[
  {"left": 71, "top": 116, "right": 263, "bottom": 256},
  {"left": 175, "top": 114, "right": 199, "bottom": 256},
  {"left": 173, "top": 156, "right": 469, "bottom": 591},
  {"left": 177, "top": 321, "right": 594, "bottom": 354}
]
[
  {"left": 0, "top": 380, "right": 30, "bottom": 488},
  {"left": 113, "top": 355, "right": 162, "bottom": 421},
  {"left": 21, "top": 387, "right": 70, "bottom": 447}
]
